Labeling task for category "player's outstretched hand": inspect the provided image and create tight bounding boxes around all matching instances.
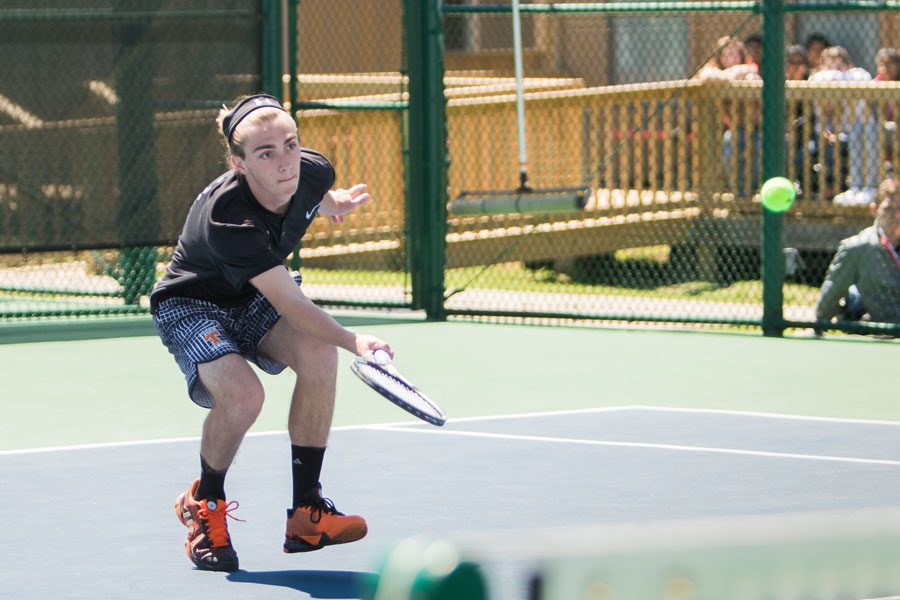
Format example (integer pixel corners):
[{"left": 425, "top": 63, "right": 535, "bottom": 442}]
[{"left": 324, "top": 184, "right": 371, "bottom": 223}]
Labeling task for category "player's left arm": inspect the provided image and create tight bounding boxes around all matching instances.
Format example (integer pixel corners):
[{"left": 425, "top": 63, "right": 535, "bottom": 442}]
[{"left": 320, "top": 183, "right": 371, "bottom": 223}]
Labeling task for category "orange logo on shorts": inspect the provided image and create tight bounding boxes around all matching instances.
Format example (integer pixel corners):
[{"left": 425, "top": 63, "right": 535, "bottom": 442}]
[{"left": 203, "top": 331, "right": 223, "bottom": 345}]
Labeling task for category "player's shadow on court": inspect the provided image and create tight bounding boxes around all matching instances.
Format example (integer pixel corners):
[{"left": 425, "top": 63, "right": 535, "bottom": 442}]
[{"left": 227, "top": 569, "right": 376, "bottom": 598}]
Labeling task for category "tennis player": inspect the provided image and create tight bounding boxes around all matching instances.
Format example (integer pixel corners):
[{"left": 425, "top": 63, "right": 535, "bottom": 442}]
[{"left": 150, "top": 94, "right": 393, "bottom": 572}]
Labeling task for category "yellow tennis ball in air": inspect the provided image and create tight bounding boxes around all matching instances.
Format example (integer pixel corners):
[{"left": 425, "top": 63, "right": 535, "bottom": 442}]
[{"left": 760, "top": 177, "right": 796, "bottom": 212}]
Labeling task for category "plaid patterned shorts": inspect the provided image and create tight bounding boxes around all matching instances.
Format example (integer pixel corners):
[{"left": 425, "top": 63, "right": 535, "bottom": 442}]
[{"left": 153, "top": 272, "right": 302, "bottom": 408}]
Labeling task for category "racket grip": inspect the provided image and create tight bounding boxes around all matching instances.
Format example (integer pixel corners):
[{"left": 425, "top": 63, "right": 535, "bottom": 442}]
[{"left": 373, "top": 349, "right": 392, "bottom": 365}]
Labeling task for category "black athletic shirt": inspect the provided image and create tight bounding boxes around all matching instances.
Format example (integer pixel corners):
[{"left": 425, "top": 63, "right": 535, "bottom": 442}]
[{"left": 150, "top": 148, "right": 335, "bottom": 313}]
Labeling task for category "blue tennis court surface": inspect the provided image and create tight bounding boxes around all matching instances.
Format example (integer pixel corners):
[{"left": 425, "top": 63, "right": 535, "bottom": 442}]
[{"left": 3, "top": 406, "right": 898, "bottom": 599}]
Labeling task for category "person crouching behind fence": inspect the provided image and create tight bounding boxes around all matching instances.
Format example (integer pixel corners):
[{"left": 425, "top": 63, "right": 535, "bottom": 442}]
[
  {"left": 150, "top": 94, "right": 393, "bottom": 571},
  {"left": 815, "top": 177, "right": 900, "bottom": 327}
]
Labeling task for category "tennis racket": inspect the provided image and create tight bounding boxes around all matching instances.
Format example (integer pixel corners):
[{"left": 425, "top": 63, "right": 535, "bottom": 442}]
[{"left": 351, "top": 350, "right": 446, "bottom": 426}]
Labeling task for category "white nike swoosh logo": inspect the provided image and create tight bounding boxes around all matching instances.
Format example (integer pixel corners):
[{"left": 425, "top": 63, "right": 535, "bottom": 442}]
[{"left": 306, "top": 204, "right": 321, "bottom": 220}]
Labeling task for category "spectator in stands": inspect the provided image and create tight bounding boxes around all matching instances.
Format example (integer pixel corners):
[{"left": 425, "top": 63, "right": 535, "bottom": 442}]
[
  {"left": 697, "top": 36, "right": 760, "bottom": 81},
  {"left": 815, "top": 177, "right": 900, "bottom": 326},
  {"left": 874, "top": 47, "right": 900, "bottom": 81},
  {"left": 809, "top": 46, "right": 879, "bottom": 205},
  {"left": 744, "top": 33, "right": 763, "bottom": 68},
  {"left": 786, "top": 45, "right": 816, "bottom": 190},
  {"left": 786, "top": 44, "right": 810, "bottom": 81},
  {"left": 874, "top": 47, "right": 898, "bottom": 165},
  {"left": 696, "top": 36, "right": 760, "bottom": 196},
  {"left": 804, "top": 32, "right": 831, "bottom": 73}
]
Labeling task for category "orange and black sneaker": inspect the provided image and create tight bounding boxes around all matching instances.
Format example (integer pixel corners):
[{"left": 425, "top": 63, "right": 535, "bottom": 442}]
[
  {"left": 284, "top": 484, "right": 367, "bottom": 553},
  {"left": 174, "top": 478, "right": 241, "bottom": 572}
]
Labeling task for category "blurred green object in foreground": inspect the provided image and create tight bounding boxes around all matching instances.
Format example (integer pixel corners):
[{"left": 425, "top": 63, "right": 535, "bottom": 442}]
[
  {"left": 527, "top": 508, "right": 900, "bottom": 599},
  {"left": 366, "top": 536, "right": 489, "bottom": 600}
]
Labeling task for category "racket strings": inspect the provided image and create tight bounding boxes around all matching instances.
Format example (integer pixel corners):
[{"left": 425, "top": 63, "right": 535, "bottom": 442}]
[
  {"left": 356, "top": 363, "right": 440, "bottom": 413},
  {"left": 351, "top": 359, "right": 446, "bottom": 426},
  {"left": 357, "top": 364, "right": 419, "bottom": 400}
]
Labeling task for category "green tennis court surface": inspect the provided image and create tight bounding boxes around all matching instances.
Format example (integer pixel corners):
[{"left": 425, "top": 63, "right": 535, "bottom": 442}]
[
  {"left": 2, "top": 318, "right": 899, "bottom": 599},
  {"left": 0, "top": 293, "right": 139, "bottom": 318}
]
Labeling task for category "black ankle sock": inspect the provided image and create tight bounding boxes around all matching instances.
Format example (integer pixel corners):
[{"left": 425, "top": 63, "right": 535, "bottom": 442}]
[
  {"left": 291, "top": 445, "right": 325, "bottom": 507},
  {"left": 195, "top": 455, "right": 227, "bottom": 501}
]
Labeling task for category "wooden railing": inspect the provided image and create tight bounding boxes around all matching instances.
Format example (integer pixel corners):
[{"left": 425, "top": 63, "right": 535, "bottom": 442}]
[
  {"left": 1, "top": 79, "right": 896, "bottom": 272},
  {"left": 433, "top": 80, "right": 897, "bottom": 269},
  {"left": 448, "top": 79, "right": 899, "bottom": 206}
]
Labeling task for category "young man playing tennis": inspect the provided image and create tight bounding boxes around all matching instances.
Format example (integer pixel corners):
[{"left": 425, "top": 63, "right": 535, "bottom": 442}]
[{"left": 151, "top": 94, "right": 393, "bottom": 572}]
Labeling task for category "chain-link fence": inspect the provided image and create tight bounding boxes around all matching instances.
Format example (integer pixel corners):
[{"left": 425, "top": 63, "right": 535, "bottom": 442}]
[
  {"left": 0, "top": 0, "right": 262, "bottom": 317},
  {"left": 290, "top": 0, "right": 411, "bottom": 309},
  {"left": 1, "top": 1, "right": 897, "bottom": 337},
  {"left": 439, "top": 1, "right": 899, "bottom": 334}
]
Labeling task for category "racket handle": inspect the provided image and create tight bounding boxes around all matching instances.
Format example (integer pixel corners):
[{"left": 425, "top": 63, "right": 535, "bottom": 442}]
[{"left": 373, "top": 349, "right": 392, "bottom": 365}]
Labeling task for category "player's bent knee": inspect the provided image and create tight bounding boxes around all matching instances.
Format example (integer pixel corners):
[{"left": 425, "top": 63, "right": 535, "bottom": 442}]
[
  {"left": 219, "top": 394, "right": 264, "bottom": 428},
  {"left": 232, "top": 395, "right": 264, "bottom": 427},
  {"left": 303, "top": 341, "right": 338, "bottom": 377},
  {"left": 286, "top": 338, "right": 338, "bottom": 376},
  {"left": 320, "top": 343, "right": 339, "bottom": 372},
  {"left": 212, "top": 378, "right": 265, "bottom": 424}
]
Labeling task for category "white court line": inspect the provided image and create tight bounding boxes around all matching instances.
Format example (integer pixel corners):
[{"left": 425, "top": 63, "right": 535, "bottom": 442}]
[
  {"left": 0, "top": 432, "right": 256, "bottom": 456},
  {"left": 370, "top": 426, "right": 900, "bottom": 467},
  {"left": 627, "top": 405, "right": 900, "bottom": 427},
  {"left": 0, "top": 406, "right": 639, "bottom": 457},
  {"left": 373, "top": 404, "right": 900, "bottom": 428},
  {"left": 0, "top": 421, "right": 413, "bottom": 457},
  {"left": 421, "top": 405, "right": 642, "bottom": 423},
  {"left": 2, "top": 404, "right": 897, "bottom": 457},
  {"left": 444, "top": 404, "right": 900, "bottom": 427}
]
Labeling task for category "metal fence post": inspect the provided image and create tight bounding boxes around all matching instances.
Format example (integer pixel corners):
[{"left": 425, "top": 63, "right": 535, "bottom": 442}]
[
  {"left": 761, "top": 0, "right": 786, "bottom": 337},
  {"left": 116, "top": 4, "right": 160, "bottom": 305},
  {"left": 404, "top": 0, "right": 448, "bottom": 320},
  {"left": 285, "top": 0, "right": 302, "bottom": 271},
  {"left": 261, "top": 0, "right": 283, "bottom": 97}
]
